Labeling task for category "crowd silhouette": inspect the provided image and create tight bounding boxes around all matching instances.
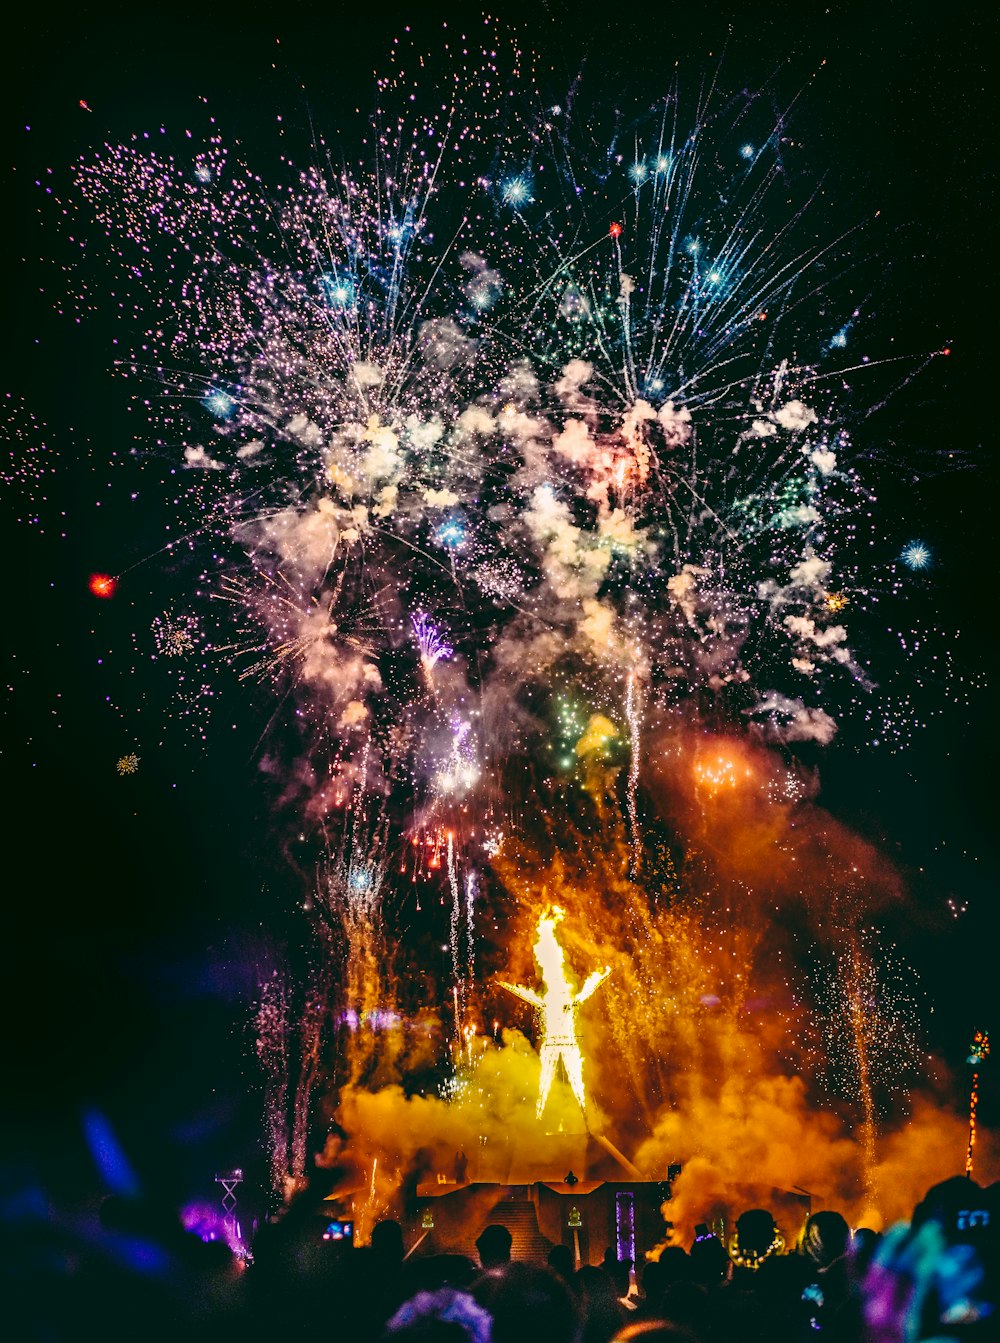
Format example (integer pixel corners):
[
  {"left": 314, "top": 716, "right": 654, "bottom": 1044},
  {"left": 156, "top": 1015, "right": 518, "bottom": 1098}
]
[{"left": 3, "top": 1167, "right": 996, "bottom": 1341}]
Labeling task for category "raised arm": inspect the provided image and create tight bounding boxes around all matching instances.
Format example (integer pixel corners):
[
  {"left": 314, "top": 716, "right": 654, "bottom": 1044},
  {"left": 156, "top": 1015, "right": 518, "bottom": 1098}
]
[
  {"left": 574, "top": 966, "right": 612, "bottom": 1005},
  {"left": 496, "top": 979, "right": 543, "bottom": 1010}
]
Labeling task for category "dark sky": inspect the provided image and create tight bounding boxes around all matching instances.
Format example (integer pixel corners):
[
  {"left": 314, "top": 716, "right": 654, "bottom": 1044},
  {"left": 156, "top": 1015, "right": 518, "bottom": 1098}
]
[{"left": 2, "top": 0, "right": 994, "bottom": 1211}]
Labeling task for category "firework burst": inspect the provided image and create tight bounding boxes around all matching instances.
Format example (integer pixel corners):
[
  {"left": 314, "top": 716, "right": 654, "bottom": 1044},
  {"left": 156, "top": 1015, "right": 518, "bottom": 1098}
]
[
  {"left": 55, "top": 47, "right": 932, "bottom": 788},
  {"left": 39, "top": 30, "right": 977, "bottom": 1217}
]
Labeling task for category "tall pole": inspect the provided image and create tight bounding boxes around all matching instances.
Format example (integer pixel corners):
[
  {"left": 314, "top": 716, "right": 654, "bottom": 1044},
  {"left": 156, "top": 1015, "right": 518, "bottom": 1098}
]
[
  {"left": 965, "top": 1031, "right": 989, "bottom": 1179},
  {"left": 215, "top": 1168, "right": 244, "bottom": 1244}
]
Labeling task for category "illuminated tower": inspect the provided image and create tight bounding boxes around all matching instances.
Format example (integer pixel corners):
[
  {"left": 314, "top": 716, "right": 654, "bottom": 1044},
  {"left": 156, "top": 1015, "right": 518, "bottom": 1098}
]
[{"left": 498, "top": 907, "right": 611, "bottom": 1119}]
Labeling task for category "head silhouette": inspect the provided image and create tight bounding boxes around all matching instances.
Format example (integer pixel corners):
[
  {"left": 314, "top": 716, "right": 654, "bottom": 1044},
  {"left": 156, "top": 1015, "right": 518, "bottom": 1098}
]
[
  {"left": 473, "top": 1263, "right": 579, "bottom": 1343},
  {"left": 734, "top": 1209, "right": 777, "bottom": 1265},
  {"left": 801, "top": 1211, "right": 851, "bottom": 1268},
  {"left": 476, "top": 1223, "right": 513, "bottom": 1268},
  {"left": 547, "top": 1243, "right": 574, "bottom": 1281},
  {"left": 372, "top": 1218, "right": 405, "bottom": 1264}
]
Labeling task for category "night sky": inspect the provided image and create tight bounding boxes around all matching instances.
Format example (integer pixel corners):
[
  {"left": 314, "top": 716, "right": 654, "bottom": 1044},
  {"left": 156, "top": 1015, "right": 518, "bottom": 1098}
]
[{"left": 2, "top": 0, "right": 995, "bottom": 1218}]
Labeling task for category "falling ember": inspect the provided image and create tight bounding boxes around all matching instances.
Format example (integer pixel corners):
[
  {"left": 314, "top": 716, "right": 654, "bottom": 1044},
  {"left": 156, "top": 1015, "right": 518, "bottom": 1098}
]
[{"left": 498, "top": 907, "right": 611, "bottom": 1120}]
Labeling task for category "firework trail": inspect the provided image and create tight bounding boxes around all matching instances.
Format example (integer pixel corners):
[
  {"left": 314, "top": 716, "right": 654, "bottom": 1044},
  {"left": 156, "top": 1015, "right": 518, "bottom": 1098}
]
[
  {"left": 309, "top": 757, "right": 395, "bottom": 1085},
  {"left": 844, "top": 933, "right": 879, "bottom": 1202},
  {"left": 447, "top": 830, "right": 465, "bottom": 1030},
  {"left": 625, "top": 668, "right": 644, "bottom": 877},
  {"left": 253, "top": 960, "right": 333, "bottom": 1199},
  {"left": 254, "top": 971, "right": 290, "bottom": 1198},
  {"left": 804, "top": 926, "right": 925, "bottom": 1204},
  {"left": 465, "top": 870, "right": 477, "bottom": 985},
  {"left": 290, "top": 973, "right": 330, "bottom": 1187}
]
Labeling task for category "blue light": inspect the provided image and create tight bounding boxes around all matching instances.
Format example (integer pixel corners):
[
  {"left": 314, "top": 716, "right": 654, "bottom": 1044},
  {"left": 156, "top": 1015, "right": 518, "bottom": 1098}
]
[
  {"left": 654, "top": 155, "right": 671, "bottom": 174},
  {"left": 469, "top": 280, "right": 497, "bottom": 311},
  {"left": 436, "top": 516, "right": 467, "bottom": 549},
  {"left": 686, "top": 238, "right": 701, "bottom": 256},
  {"left": 203, "top": 389, "right": 236, "bottom": 419},
  {"left": 83, "top": 1109, "right": 139, "bottom": 1197},
  {"left": 318, "top": 271, "right": 355, "bottom": 308},
  {"left": 830, "top": 327, "right": 849, "bottom": 349},
  {"left": 900, "top": 540, "right": 932, "bottom": 570},
  {"left": 502, "top": 175, "right": 531, "bottom": 206},
  {"left": 740, "top": 143, "right": 755, "bottom": 160},
  {"left": 629, "top": 160, "right": 649, "bottom": 185},
  {"left": 193, "top": 164, "right": 212, "bottom": 184}
]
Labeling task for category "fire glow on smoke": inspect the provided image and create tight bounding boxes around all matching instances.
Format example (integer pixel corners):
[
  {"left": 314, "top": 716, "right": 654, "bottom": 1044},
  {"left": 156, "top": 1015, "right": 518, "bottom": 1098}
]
[{"left": 33, "top": 24, "right": 991, "bottom": 1243}]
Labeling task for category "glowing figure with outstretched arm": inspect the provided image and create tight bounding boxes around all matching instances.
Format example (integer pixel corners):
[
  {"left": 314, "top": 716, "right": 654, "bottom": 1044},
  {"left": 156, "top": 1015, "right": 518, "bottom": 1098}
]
[{"left": 498, "top": 907, "right": 611, "bottom": 1119}]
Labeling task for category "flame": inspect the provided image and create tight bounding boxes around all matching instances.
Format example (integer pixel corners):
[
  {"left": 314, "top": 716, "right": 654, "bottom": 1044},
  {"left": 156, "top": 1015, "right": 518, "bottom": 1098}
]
[{"left": 499, "top": 906, "right": 611, "bottom": 1119}]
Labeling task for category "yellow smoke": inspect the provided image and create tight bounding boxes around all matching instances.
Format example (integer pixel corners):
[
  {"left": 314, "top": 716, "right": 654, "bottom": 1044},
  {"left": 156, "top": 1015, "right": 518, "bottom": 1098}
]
[{"left": 312, "top": 721, "right": 996, "bottom": 1249}]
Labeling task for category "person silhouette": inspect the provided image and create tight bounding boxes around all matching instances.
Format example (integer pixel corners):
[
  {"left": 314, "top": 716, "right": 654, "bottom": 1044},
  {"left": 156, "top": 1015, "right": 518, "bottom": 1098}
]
[{"left": 476, "top": 1223, "right": 513, "bottom": 1269}]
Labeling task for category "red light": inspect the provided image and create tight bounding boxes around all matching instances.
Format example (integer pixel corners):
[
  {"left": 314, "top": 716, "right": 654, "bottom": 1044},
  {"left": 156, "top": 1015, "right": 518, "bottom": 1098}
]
[
  {"left": 941, "top": 346, "right": 951, "bottom": 356},
  {"left": 88, "top": 573, "right": 117, "bottom": 599},
  {"left": 609, "top": 222, "right": 622, "bottom": 238}
]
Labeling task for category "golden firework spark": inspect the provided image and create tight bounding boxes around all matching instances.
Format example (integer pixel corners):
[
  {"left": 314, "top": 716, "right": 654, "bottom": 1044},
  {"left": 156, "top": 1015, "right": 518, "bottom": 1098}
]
[{"left": 693, "top": 749, "right": 752, "bottom": 794}]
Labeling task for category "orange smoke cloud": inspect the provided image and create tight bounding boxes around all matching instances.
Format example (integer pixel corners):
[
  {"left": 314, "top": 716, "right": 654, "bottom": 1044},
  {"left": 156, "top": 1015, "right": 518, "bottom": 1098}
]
[{"left": 299, "top": 722, "right": 993, "bottom": 1255}]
